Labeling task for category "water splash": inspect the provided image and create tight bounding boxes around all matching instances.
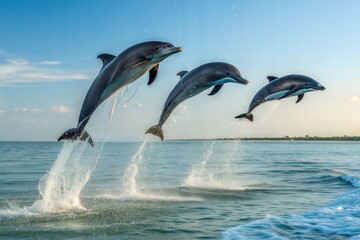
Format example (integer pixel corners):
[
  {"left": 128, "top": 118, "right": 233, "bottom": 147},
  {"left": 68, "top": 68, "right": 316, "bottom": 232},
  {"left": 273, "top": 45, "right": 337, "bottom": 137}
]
[
  {"left": 31, "top": 141, "right": 93, "bottom": 212},
  {"left": 182, "top": 141, "right": 246, "bottom": 190},
  {"left": 182, "top": 142, "right": 219, "bottom": 188},
  {"left": 120, "top": 138, "right": 148, "bottom": 196},
  {"left": 30, "top": 89, "right": 126, "bottom": 213},
  {"left": 106, "top": 138, "right": 201, "bottom": 202}
]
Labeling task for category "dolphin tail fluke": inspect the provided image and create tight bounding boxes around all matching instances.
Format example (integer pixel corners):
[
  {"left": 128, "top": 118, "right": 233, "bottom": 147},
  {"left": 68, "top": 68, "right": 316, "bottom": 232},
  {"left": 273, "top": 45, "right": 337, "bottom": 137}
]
[
  {"left": 58, "top": 128, "right": 94, "bottom": 147},
  {"left": 145, "top": 124, "right": 164, "bottom": 141},
  {"left": 235, "top": 113, "right": 253, "bottom": 122}
]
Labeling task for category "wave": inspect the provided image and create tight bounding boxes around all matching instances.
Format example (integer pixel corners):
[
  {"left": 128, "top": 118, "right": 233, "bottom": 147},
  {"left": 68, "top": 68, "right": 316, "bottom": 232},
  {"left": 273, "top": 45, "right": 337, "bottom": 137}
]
[
  {"left": 223, "top": 173, "right": 360, "bottom": 239},
  {"left": 340, "top": 173, "right": 360, "bottom": 188}
]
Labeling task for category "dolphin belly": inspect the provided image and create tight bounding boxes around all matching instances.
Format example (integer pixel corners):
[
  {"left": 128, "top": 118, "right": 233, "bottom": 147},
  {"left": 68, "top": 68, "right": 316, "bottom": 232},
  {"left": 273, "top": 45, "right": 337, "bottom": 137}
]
[
  {"left": 289, "top": 88, "right": 314, "bottom": 97},
  {"left": 265, "top": 88, "right": 315, "bottom": 101},
  {"left": 159, "top": 85, "right": 206, "bottom": 125},
  {"left": 101, "top": 64, "right": 152, "bottom": 100},
  {"left": 209, "top": 77, "right": 237, "bottom": 86},
  {"left": 265, "top": 90, "right": 289, "bottom": 101}
]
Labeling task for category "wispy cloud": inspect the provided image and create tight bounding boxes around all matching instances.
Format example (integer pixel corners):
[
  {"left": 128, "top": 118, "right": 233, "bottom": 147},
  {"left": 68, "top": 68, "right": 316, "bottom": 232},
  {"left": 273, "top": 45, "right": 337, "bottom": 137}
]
[
  {"left": 14, "top": 107, "right": 29, "bottom": 112},
  {"left": 0, "top": 56, "right": 88, "bottom": 85},
  {"left": 39, "top": 61, "right": 61, "bottom": 65},
  {"left": 345, "top": 96, "right": 360, "bottom": 103},
  {"left": 50, "top": 105, "right": 71, "bottom": 113},
  {"left": 11, "top": 105, "right": 70, "bottom": 113},
  {"left": 30, "top": 108, "right": 44, "bottom": 112}
]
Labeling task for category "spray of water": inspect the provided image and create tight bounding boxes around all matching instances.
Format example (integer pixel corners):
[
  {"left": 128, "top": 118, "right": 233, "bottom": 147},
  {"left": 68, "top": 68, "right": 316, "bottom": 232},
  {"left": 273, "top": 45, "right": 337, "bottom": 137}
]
[
  {"left": 120, "top": 138, "right": 148, "bottom": 196},
  {"left": 182, "top": 142, "right": 221, "bottom": 188},
  {"left": 182, "top": 141, "right": 246, "bottom": 190},
  {"left": 30, "top": 88, "right": 126, "bottom": 213},
  {"left": 31, "top": 141, "right": 93, "bottom": 212},
  {"left": 101, "top": 138, "right": 201, "bottom": 202}
]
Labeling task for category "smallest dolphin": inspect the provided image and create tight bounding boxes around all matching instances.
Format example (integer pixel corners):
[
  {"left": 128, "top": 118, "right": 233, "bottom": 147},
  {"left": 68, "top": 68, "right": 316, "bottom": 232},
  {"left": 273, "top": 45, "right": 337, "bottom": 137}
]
[
  {"left": 236, "top": 74, "right": 325, "bottom": 121},
  {"left": 146, "top": 62, "right": 249, "bottom": 140}
]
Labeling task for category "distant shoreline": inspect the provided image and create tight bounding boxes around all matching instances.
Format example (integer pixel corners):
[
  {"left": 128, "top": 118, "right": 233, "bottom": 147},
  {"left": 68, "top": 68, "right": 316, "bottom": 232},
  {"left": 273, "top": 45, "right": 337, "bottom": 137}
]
[
  {"left": 0, "top": 136, "right": 359, "bottom": 143},
  {"left": 168, "top": 136, "right": 360, "bottom": 142}
]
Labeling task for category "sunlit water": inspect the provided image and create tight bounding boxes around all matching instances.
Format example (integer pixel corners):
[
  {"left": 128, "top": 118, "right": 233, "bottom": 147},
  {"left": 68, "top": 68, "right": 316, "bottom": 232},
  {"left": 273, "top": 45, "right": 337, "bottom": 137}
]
[{"left": 0, "top": 141, "right": 359, "bottom": 239}]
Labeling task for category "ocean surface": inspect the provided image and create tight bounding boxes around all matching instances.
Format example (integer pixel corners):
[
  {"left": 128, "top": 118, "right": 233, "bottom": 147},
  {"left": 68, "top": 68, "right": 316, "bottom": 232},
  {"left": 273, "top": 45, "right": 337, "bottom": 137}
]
[{"left": 0, "top": 140, "right": 359, "bottom": 239}]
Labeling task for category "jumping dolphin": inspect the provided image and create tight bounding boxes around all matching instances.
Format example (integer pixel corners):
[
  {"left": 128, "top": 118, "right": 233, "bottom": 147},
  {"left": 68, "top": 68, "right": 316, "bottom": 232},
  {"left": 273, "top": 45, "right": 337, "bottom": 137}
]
[
  {"left": 146, "top": 62, "right": 249, "bottom": 140},
  {"left": 235, "top": 74, "right": 325, "bottom": 121},
  {"left": 58, "top": 41, "right": 182, "bottom": 146}
]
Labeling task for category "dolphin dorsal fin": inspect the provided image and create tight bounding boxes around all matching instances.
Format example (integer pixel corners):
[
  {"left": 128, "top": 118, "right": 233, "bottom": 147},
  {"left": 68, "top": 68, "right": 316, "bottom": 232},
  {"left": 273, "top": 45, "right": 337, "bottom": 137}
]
[
  {"left": 97, "top": 53, "right": 116, "bottom": 71},
  {"left": 267, "top": 76, "right": 278, "bottom": 82},
  {"left": 176, "top": 71, "right": 189, "bottom": 78}
]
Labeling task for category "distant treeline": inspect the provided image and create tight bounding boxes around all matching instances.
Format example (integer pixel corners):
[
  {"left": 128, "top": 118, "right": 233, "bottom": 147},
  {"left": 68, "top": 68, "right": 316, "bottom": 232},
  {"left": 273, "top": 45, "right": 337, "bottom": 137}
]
[
  {"left": 170, "top": 136, "right": 360, "bottom": 141},
  {"left": 239, "top": 136, "right": 360, "bottom": 141}
]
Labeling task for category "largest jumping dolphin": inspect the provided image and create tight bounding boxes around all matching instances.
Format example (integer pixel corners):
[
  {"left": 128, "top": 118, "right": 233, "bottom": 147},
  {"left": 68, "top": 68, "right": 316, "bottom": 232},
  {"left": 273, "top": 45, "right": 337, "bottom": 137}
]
[
  {"left": 235, "top": 74, "right": 325, "bottom": 121},
  {"left": 146, "top": 62, "right": 249, "bottom": 140},
  {"left": 58, "top": 41, "right": 182, "bottom": 146}
]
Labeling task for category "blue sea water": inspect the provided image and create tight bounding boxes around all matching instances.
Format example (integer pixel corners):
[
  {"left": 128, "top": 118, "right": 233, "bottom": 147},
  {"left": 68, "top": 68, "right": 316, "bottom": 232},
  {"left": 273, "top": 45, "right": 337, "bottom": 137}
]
[{"left": 0, "top": 140, "right": 359, "bottom": 239}]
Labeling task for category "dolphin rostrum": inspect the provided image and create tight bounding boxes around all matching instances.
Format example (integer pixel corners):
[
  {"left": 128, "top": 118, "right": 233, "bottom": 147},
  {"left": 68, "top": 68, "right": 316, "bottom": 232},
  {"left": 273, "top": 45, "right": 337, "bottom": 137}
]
[
  {"left": 58, "top": 41, "right": 182, "bottom": 146},
  {"left": 236, "top": 74, "right": 325, "bottom": 121},
  {"left": 146, "top": 62, "right": 249, "bottom": 140}
]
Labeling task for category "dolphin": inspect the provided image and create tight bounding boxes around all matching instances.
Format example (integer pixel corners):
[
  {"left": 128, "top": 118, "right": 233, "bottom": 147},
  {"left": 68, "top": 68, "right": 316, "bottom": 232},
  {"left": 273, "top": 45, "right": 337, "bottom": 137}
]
[
  {"left": 235, "top": 74, "right": 325, "bottom": 121},
  {"left": 146, "top": 62, "right": 249, "bottom": 140},
  {"left": 58, "top": 41, "right": 182, "bottom": 146}
]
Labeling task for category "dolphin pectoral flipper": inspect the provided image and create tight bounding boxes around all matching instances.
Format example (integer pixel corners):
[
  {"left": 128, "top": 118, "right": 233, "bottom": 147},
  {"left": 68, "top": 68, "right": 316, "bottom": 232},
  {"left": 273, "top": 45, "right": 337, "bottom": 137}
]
[
  {"left": 296, "top": 94, "right": 304, "bottom": 103},
  {"left": 208, "top": 84, "right": 223, "bottom": 96},
  {"left": 278, "top": 87, "right": 301, "bottom": 100},
  {"left": 148, "top": 64, "right": 159, "bottom": 85},
  {"left": 97, "top": 54, "right": 116, "bottom": 71}
]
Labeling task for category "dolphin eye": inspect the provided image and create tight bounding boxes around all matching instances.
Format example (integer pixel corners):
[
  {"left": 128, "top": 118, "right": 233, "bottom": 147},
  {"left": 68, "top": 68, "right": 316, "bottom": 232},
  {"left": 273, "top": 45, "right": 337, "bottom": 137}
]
[
  {"left": 155, "top": 47, "right": 159, "bottom": 50},
  {"left": 226, "top": 73, "right": 230, "bottom": 76}
]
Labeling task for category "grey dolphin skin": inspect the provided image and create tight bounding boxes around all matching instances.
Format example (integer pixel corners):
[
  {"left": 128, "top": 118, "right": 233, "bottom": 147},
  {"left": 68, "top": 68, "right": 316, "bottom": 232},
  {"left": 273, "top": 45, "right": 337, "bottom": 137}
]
[
  {"left": 58, "top": 41, "right": 182, "bottom": 146},
  {"left": 146, "top": 62, "right": 249, "bottom": 140},
  {"left": 235, "top": 74, "right": 325, "bottom": 121}
]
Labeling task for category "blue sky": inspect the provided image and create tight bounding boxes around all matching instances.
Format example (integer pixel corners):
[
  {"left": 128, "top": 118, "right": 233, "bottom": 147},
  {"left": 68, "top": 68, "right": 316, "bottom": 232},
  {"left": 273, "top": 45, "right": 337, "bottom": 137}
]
[{"left": 0, "top": 0, "right": 359, "bottom": 141}]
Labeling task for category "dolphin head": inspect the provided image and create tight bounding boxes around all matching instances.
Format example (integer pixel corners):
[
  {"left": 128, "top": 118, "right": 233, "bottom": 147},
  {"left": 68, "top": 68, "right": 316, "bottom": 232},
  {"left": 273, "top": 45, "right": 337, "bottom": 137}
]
[
  {"left": 142, "top": 41, "right": 182, "bottom": 63},
  {"left": 207, "top": 62, "right": 249, "bottom": 86},
  {"left": 295, "top": 75, "right": 325, "bottom": 92}
]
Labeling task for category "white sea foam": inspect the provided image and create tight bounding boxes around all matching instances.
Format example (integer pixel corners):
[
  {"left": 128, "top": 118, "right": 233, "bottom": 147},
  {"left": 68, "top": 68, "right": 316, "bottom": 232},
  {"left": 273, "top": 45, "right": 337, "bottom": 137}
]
[
  {"left": 0, "top": 201, "right": 39, "bottom": 217},
  {"left": 223, "top": 173, "right": 360, "bottom": 239}
]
